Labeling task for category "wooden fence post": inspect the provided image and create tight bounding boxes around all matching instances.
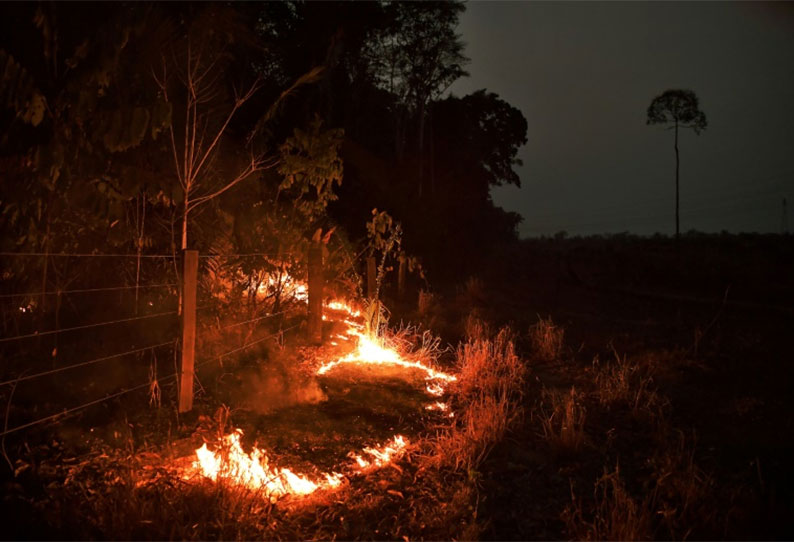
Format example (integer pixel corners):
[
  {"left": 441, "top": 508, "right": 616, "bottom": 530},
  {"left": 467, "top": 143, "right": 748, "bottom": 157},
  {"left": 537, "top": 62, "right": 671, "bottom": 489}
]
[
  {"left": 366, "top": 256, "right": 377, "bottom": 300},
  {"left": 179, "top": 249, "right": 198, "bottom": 413},
  {"left": 308, "top": 240, "right": 323, "bottom": 345}
]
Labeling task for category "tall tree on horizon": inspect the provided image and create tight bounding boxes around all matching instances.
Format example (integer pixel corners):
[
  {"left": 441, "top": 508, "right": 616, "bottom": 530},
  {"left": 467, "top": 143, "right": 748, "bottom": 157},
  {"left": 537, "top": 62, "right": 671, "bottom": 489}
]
[{"left": 647, "top": 89, "right": 707, "bottom": 239}]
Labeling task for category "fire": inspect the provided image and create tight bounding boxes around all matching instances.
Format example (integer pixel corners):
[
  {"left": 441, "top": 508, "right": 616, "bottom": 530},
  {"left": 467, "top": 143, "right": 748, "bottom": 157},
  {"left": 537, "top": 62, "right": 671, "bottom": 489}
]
[
  {"left": 316, "top": 329, "right": 456, "bottom": 395},
  {"left": 348, "top": 435, "right": 407, "bottom": 470},
  {"left": 184, "top": 291, "right": 454, "bottom": 500},
  {"left": 257, "top": 275, "right": 308, "bottom": 302},
  {"left": 326, "top": 299, "right": 362, "bottom": 318},
  {"left": 190, "top": 430, "right": 409, "bottom": 499},
  {"left": 192, "top": 430, "right": 342, "bottom": 498}
]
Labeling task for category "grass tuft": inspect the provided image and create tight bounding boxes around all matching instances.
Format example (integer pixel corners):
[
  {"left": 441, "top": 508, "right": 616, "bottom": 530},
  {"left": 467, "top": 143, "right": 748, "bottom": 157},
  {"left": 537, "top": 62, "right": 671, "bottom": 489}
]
[
  {"left": 537, "top": 386, "right": 586, "bottom": 455},
  {"left": 430, "top": 328, "right": 527, "bottom": 472},
  {"left": 563, "top": 463, "right": 655, "bottom": 541},
  {"left": 529, "top": 315, "right": 564, "bottom": 362}
]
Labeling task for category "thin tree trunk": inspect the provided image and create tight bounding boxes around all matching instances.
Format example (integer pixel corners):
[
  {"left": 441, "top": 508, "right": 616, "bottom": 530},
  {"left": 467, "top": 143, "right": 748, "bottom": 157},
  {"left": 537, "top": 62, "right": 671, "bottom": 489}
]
[
  {"left": 674, "top": 120, "right": 680, "bottom": 240},
  {"left": 181, "top": 199, "right": 189, "bottom": 251},
  {"left": 417, "top": 101, "right": 426, "bottom": 199},
  {"left": 135, "top": 194, "right": 145, "bottom": 316}
]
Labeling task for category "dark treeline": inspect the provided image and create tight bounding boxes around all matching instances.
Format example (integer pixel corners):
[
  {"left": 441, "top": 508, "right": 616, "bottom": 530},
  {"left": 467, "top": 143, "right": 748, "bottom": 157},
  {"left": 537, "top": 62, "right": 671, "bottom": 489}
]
[{"left": 0, "top": 1, "right": 528, "bottom": 300}]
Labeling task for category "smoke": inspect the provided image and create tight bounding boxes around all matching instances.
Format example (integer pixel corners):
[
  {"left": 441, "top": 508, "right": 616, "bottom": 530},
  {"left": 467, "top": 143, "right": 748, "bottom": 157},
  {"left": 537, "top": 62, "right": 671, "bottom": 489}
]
[{"left": 234, "top": 357, "right": 327, "bottom": 415}]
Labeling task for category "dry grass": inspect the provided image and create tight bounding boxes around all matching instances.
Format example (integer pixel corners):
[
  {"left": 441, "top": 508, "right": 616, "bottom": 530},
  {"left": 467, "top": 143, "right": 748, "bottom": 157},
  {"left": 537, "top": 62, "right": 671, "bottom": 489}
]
[
  {"left": 649, "top": 428, "right": 716, "bottom": 539},
  {"left": 563, "top": 463, "right": 655, "bottom": 541},
  {"left": 430, "top": 328, "right": 527, "bottom": 472},
  {"left": 529, "top": 315, "right": 564, "bottom": 362},
  {"left": 463, "top": 311, "right": 490, "bottom": 342},
  {"left": 537, "top": 386, "right": 586, "bottom": 455},
  {"left": 593, "top": 347, "right": 667, "bottom": 419}
]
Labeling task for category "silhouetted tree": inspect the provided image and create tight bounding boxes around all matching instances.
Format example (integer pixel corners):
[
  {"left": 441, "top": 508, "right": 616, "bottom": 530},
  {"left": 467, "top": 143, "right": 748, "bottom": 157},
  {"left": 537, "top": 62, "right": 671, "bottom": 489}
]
[
  {"left": 363, "top": 1, "right": 468, "bottom": 196},
  {"left": 646, "top": 89, "right": 707, "bottom": 239}
]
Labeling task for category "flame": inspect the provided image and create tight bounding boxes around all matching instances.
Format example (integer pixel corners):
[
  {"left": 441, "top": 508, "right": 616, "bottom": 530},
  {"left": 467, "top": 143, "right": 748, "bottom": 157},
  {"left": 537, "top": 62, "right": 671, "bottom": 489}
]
[
  {"left": 316, "top": 329, "right": 456, "bottom": 394},
  {"left": 190, "top": 430, "right": 409, "bottom": 499},
  {"left": 192, "top": 430, "right": 342, "bottom": 498},
  {"left": 348, "top": 435, "right": 407, "bottom": 470},
  {"left": 257, "top": 275, "right": 308, "bottom": 302},
  {"left": 327, "top": 300, "right": 362, "bottom": 318}
]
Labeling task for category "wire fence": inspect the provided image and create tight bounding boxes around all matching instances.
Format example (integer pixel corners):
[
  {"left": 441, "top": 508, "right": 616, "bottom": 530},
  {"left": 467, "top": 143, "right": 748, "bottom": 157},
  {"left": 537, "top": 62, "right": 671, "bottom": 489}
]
[{"left": 0, "top": 251, "right": 311, "bottom": 440}]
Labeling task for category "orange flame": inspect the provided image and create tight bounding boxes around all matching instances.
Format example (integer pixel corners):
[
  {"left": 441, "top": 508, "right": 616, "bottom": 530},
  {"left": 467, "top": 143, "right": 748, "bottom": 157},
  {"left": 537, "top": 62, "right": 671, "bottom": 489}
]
[
  {"left": 192, "top": 430, "right": 342, "bottom": 498},
  {"left": 190, "top": 430, "right": 409, "bottom": 499},
  {"left": 316, "top": 330, "right": 456, "bottom": 392}
]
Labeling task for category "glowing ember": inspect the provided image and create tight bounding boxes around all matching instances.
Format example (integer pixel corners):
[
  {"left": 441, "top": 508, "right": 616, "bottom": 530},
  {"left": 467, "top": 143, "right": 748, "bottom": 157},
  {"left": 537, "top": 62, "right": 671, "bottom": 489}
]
[
  {"left": 425, "top": 401, "right": 449, "bottom": 411},
  {"left": 192, "top": 430, "right": 342, "bottom": 498}
]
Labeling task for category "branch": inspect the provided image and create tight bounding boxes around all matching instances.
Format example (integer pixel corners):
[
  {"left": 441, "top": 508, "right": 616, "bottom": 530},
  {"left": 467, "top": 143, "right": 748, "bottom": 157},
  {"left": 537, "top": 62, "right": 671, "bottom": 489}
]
[
  {"left": 187, "top": 154, "right": 279, "bottom": 213},
  {"left": 190, "top": 76, "right": 262, "bottom": 183},
  {"left": 152, "top": 58, "right": 185, "bottom": 189}
]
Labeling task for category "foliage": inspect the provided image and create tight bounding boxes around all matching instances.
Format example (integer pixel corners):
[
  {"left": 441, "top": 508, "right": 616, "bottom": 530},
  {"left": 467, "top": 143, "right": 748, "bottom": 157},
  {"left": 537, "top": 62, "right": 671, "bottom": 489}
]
[
  {"left": 646, "top": 89, "right": 708, "bottom": 133},
  {"left": 278, "top": 116, "right": 344, "bottom": 222}
]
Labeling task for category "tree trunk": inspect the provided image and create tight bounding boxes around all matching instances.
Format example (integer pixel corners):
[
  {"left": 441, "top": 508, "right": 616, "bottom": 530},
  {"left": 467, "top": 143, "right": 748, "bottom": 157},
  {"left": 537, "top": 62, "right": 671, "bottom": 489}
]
[
  {"left": 674, "top": 120, "right": 680, "bottom": 240},
  {"left": 417, "top": 101, "right": 426, "bottom": 199},
  {"left": 181, "top": 199, "right": 189, "bottom": 250}
]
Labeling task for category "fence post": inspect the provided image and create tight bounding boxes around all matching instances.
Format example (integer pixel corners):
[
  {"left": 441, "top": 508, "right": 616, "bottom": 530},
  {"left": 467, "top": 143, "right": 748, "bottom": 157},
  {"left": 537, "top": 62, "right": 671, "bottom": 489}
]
[
  {"left": 308, "top": 240, "right": 323, "bottom": 345},
  {"left": 366, "top": 256, "right": 377, "bottom": 300},
  {"left": 179, "top": 249, "right": 198, "bottom": 413}
]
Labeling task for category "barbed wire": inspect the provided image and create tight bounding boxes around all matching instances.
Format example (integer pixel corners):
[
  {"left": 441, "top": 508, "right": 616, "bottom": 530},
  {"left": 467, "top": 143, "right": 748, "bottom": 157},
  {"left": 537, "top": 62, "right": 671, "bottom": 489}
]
[
  {"left": 0, "top": 340, "right": 176, "bottom": 388},
  {"left": 0, "top": 310, "right": 178, "bottom": 343},
  {"left": 0, "top": 283, "right": 178, "bottom": 299}
]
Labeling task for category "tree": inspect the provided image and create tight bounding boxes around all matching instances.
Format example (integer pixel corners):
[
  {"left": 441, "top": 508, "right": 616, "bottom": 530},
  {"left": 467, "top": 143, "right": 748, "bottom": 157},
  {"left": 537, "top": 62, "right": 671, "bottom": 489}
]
[
  {"left": 363, "top": 1, "right": 468, "bottom": 196},
  {"left": 151, "top": 5, "right": 324, "bottom": 251},
  {"left": 646, "top": 89, "right": 707, "bottom": 239}
]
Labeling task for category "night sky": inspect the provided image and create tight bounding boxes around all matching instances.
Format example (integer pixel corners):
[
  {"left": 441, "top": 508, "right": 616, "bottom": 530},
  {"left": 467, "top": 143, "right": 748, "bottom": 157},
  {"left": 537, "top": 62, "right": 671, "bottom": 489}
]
[{"left": 450, "top": 1, "right": 794, "bottom": 237}]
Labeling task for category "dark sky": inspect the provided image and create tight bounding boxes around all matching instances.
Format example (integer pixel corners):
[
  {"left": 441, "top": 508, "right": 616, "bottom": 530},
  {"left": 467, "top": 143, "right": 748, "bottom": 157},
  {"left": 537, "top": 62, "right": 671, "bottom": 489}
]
[{"left": 449, "top": 1, "right": 794, "bottom": 237}]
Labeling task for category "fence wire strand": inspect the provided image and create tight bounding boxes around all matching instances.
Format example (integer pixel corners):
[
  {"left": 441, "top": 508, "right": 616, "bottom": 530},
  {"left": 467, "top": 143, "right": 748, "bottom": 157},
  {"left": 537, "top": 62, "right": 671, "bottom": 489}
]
[
  {"left": 214, "top": 306, "right": 304, "bottom": 332},
  {"left": 0, "top": 372, "right": 180, "bottom": 438},
  {"left": 0, "top": 283, "right": 178, "bottom": 299},
  {"left": 196, "top": 324, "right": 301, "bottom": 370},
  {"left": 0, "top": 310, "right": 178, "bottom": 343},
  {"left": 0, "top": 340, "right": 176, "bottom": 387},
  {"left": 0, "top": 324, "right": 302, "bottom": 438},
  {"left": 0, "top": 252, "right": 177, "bottom": 258}
]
